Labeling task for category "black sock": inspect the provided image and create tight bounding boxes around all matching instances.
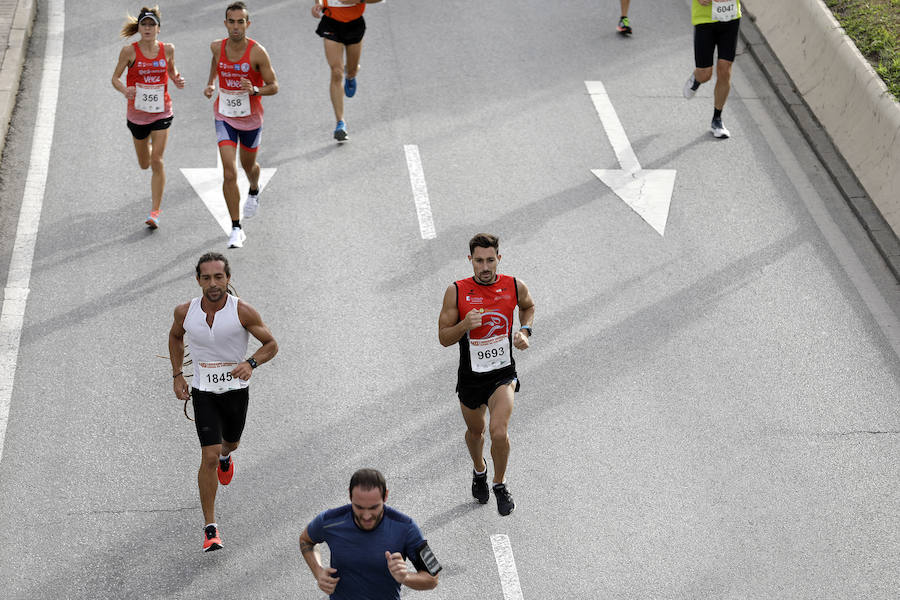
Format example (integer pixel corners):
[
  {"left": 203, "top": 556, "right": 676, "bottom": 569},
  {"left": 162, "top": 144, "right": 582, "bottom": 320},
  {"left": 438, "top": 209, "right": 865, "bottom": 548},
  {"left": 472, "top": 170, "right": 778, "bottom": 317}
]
[
  {"left": 713, "top": 108, "right": 723, "bottom": 120},
  {"left": 691, "top": 78, "right": 701, "bottom": 91},
  {"left": 232, "top": 220, "right": 241, "bottom": 229},
  {"left": 249, "top": 187, "right": 259, "bottom": 195}
]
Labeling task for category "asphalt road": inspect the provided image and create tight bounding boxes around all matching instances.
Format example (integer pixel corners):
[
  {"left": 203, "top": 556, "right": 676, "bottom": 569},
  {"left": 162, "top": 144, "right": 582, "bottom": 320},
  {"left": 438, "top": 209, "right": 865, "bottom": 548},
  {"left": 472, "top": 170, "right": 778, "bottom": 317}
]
[{"left": 1, "top": 1, "right": 900, "bottom": 598}]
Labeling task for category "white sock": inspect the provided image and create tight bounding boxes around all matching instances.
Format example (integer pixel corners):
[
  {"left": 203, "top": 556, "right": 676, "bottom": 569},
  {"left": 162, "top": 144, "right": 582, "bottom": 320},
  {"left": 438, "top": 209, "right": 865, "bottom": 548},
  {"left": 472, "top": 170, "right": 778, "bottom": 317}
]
[
  {"left": 219, "top": 454, "right": 230, "bottom": 462},
  {"left": 205, "top": 522, "right": 217, "bottom": 530},
  {"left": 474, "top": 466, "right": 486, "bottom": 476}
]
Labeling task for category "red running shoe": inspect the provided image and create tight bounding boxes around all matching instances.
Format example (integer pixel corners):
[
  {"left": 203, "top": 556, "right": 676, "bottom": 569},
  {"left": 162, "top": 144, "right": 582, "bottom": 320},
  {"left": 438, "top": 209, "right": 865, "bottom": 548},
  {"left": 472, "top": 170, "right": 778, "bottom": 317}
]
[
  {"left": 217, "top": 455, "right": 234, "bottom": 486},
  {"left": 203, "top": 524, "right": 223, "bottom": 552}
]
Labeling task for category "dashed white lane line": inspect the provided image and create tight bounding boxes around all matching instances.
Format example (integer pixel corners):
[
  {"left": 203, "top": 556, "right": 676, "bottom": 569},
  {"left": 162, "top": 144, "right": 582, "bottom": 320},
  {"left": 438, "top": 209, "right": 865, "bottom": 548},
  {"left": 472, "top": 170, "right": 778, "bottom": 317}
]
[
  {"left": 0, "top": 0, "right": 65, "bottom": 466},
  {"left": 404, "top": 144, "right": 436, "bottom": 240},
  {"left": 491, "top": 534, "right": 524, "bottom": 600}
]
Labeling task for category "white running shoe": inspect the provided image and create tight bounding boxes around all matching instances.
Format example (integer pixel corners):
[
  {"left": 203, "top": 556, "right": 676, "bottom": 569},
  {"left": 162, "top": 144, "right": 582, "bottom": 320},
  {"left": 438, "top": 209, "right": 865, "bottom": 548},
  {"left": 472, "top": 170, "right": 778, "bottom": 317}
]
[
  {"left": 683, "top": 74, "right": 697, "bottom": 99},
  {"left": 228, "top": 227, "right": 247, "bottom": 248},
  {"left": 244, "top": 192, "right": 259, "bottom": 219},
  {"left": 710, "top": 118, "right": 731, "bottom": 139}
]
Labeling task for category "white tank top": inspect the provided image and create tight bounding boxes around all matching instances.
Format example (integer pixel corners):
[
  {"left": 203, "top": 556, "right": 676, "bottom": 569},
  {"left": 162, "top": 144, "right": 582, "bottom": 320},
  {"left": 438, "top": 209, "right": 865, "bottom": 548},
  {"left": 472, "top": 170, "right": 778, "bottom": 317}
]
[{"left": 184, "top": 294, "right": 250, "bottom": 393}]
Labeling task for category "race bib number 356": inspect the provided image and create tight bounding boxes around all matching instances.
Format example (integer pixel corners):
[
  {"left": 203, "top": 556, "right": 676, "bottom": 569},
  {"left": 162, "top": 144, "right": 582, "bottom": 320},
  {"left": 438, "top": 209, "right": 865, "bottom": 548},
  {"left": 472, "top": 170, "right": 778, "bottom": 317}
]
[
  {"left": 134, "top": 83, "right": 164, "bottom": 113},
  {"left": 469, "top": 335, "right": 511, "bottom": 374},
  {"left": 197, "top": 361, "right": 243, "bottom": 392},
  {"left": 711, "top": 0, "right": 738, "bottom": 22}
]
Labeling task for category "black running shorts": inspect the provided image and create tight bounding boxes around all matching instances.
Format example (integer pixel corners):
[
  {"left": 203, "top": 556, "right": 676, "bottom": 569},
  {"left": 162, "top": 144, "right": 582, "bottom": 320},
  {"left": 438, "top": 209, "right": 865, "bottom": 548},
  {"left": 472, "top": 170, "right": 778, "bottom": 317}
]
[
  {"left": 693, "top": 17, "right": 741, "bottom": 68},
  {"left": 457, "top": 375, "right": 519, "bottom": 410},
  {"left": 316, "top": 15, "right": 366, "bottom": 46},
  {"left": 126, "top": 115, "right": 173, "bottom": 140},
  {"left": 192, "top": 387, "right": 249, "bottom": 447}
]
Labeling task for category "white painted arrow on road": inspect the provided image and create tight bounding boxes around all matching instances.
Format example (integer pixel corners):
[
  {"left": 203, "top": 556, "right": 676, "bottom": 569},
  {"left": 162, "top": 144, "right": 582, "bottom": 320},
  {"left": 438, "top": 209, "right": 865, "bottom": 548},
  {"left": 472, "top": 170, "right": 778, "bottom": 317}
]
[
  {"left": 586, "top": 80, "right": 676, "bottom": 236},
  {"left": 181, "top": 154, "right": 276, "bottom": 235}
]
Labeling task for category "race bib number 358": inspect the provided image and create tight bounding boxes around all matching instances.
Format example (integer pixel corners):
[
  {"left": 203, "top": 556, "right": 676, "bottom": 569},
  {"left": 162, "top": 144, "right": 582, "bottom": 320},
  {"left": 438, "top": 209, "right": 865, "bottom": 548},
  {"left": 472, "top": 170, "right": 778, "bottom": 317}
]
[
  {"left": 469, "top": 335, "right": 511, "bottom": 374},
  {"left": 219, "top": 89, "right": 250, "bottom": 118},
  {"left": 711, "top": 0, "right": 738, "bottom": 22}
]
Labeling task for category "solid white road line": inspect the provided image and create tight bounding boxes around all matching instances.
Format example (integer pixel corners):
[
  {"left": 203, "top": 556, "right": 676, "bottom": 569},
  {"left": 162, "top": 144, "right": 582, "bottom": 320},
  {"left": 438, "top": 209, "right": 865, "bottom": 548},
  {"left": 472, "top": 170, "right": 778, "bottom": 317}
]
[
  {"left": 491, "top": 534, "right": 525, "bottom": 600},
  {"left": 404, "top": 144, "right": 436, "bottom": 240},
  {"left": 0, "top": 0, "right": 65, "bottom": 466}
]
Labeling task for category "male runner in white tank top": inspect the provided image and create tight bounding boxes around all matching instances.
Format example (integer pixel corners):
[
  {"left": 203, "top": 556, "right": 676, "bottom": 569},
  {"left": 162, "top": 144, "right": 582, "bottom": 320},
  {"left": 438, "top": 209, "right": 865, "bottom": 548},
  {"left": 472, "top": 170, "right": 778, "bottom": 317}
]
[{"left": 168, "top": 252, "right": 278, "bottom": 552}]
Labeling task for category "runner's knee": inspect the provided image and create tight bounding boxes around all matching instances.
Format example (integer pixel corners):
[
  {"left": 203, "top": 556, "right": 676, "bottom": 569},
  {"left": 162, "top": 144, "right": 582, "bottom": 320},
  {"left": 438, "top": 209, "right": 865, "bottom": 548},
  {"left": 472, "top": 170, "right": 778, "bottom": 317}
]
[
  {"left": 150, "top": 156, "right": 164, "bottom": 173},
  {"left": 489, "top": 423, "right": 508, "bottom": 444},
  {"left": 695, "top": 68, "right": 713, "bottom": 83}
]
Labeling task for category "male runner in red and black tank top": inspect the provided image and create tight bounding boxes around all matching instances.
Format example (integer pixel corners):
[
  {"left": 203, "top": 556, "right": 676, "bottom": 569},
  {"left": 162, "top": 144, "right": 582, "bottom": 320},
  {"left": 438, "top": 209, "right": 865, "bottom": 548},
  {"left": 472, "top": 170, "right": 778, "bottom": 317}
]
[
  {"left": 438, "top": 233, "right": 535, "bottom": 516},
  {"left": 203, "top": 2, "right": 279, "bottom": 249}
]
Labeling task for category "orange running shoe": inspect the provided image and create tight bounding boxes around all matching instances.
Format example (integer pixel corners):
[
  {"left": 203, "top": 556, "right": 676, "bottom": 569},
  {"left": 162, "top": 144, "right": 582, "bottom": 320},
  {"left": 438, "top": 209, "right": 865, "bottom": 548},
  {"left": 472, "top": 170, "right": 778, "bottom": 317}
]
[
  {"left": 203, "top": 524, "right": 223, "bottom": 552},
  {"left": 217, "top": 455, "right": 234, "bottom": 486}
]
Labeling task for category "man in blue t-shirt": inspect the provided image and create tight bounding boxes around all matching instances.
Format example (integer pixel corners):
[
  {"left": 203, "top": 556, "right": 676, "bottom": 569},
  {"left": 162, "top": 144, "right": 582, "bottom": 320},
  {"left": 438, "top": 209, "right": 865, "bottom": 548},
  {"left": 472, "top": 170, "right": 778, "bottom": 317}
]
[{"left": 299, "top": 468, "right": 440, "bottom": 599}]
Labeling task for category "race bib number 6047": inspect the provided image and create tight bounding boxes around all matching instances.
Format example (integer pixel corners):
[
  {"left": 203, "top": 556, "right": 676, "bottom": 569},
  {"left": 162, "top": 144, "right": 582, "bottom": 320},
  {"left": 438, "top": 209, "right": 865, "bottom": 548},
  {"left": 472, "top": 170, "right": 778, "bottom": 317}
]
[{"left": 711, "top": 0, "right": 738, "bottom": 22}]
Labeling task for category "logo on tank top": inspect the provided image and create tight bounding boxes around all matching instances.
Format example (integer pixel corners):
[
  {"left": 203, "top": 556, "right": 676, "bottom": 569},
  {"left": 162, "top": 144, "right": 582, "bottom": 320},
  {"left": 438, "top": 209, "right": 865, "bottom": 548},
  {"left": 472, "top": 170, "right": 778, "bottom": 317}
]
[
  {"left": 466, "top": 296, "right": 483, "bottom": 304},
  {"left": 241, "top": 63, "right": 250, "bottom": 72},
  {"left": 482, "top": 312, "right": 509, "bottom": 338}
]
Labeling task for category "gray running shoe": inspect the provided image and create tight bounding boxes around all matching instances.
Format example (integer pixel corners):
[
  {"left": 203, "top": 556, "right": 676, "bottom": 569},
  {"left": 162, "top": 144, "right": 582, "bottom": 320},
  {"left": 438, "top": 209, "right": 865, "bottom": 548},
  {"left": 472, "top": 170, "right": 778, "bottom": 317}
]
[
  {"left": 244, "top": 191, "right": 259, "bottom": 219},
  {"left": 227, "top": 227, "right": 246, "bottom": 249},
  {"left": 711, "top": 118, "right": 731, "bottom": 138},
  {"left": 683, "top": 74, "right": 698, "bottom": 99}
]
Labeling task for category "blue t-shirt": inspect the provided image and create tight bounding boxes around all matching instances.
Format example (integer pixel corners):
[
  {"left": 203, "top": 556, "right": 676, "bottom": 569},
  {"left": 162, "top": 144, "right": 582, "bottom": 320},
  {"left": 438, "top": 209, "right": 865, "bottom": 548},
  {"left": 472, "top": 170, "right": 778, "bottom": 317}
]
[{"left": 307, "top": 504, "right": 426, "bottom": 600}]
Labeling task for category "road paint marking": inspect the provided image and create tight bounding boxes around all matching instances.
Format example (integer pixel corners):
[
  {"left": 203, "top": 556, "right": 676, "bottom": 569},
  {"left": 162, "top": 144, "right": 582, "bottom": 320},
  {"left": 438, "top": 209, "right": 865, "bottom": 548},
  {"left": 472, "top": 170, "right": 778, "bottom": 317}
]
[
  {"left": 585, "top": 80, "right": 676, "bottom": 236},
  {"left": 491, "top": 534, "right": 524, "bottom": 600},
  {"left": 181, "top": 153, "right": 276, "bottom": 235},
  {"left": 0, "top": 0, "right": 65, "bottom": 466},
  {"left": 404, "top": 144, "right": 436, "bottom": 240}
]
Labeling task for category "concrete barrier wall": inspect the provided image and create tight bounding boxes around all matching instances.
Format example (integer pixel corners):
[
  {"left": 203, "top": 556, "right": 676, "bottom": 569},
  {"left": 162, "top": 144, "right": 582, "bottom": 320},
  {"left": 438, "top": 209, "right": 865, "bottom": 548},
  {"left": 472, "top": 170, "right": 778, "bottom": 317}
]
[{"left": 744, "top": 0, "right": 900, "bottom": 235}]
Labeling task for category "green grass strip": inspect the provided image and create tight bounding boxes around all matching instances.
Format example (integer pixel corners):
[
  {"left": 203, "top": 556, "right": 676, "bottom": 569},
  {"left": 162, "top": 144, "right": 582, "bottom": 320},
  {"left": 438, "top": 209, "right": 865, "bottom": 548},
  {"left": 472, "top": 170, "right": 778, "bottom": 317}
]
[{"left": 825, "top": 0, "right": 900, "bottom": 99}]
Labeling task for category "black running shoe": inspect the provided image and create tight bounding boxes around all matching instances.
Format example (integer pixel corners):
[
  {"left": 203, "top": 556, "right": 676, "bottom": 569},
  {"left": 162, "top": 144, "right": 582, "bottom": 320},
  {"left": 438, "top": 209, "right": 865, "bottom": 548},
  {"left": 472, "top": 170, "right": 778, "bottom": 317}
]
[
  {"left": 493, "top": 483, "right": 515, "bottom": 516},
  {"left": 472, "top": 471, "right": 489, "bottom": 504}
]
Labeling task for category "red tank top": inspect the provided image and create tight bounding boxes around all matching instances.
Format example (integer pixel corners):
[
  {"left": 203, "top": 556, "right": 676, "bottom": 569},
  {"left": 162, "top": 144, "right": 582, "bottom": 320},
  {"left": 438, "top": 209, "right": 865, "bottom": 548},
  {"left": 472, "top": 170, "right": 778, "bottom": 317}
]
[
  {"left": 455, "top": 274, "right": 519, "bottom": 381},
  {"left": 214, "top": 38, "right": 265, "bottom": 130},
  {"left": 125, "top": 41, "right": 172, "bottom": 125},
  {"left": 323, "top": 0, "right": 366, "bottom": 23}
]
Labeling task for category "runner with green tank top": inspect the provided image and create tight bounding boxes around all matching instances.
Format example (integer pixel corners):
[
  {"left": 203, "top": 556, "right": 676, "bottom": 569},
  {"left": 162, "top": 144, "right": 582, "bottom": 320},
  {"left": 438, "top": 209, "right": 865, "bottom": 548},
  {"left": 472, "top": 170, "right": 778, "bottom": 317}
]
[{"left": 682, "top": 0, "right": 742, "bottom": 138}]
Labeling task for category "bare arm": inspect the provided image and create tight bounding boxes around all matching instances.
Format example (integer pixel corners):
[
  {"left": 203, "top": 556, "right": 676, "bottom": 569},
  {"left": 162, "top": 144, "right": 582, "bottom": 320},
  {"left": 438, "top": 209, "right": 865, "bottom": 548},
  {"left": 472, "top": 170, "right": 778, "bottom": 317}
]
[
  {"left": 204, "top": 41, "right": 219, "bottom": 98},
  {"left": 438, "top": 285, "right": 483, "bottom": 347},
  {"left": 512, "top": 279, "right": 535, "bottom": 350},
  {"left": 245, "top": 44, "right": 278, "bottom": 96},
  {"left": 231, "top": 300, "right": 278, "bottom": 380},
  {"left": 168, "top": 303, "right": 190, "bottom": 401},
  {"left": 165, "top": 43, "right": 185, "bottom": 89},
  {"left": 111, "top": 45, "right": 136, "bottom": 98},
  {"left": 299, "top": 527, "right": 340, "bottom": 595},
  {"left": 385, "top": 551, "right": 438, "bottom": 590}
]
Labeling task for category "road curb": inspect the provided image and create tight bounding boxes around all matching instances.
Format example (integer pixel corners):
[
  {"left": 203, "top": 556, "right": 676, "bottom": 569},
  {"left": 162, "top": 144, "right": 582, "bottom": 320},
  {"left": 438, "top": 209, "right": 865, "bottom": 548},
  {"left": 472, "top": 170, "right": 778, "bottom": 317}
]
[
  {"left": 0, "top": 0, "right": 35, "bottom": 164},
  {"left": 740, "top": 0, "right": 900, "bottom": 281}
]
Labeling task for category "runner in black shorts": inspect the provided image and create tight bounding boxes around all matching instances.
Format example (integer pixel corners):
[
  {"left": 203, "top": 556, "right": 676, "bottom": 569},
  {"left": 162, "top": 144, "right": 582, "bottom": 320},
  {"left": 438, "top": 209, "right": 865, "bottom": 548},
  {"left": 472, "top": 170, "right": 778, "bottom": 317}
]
[
  {"left": 111, "top": 7, "right": 185, "bottom": 229},
  {"left": 438, "top": 234, "right": 535, "bottom": 516},
  {"left": 169, "top": 252, "right": 278, "bottom": 552},
  {"left": 311, "top": 0, "right": 383, "bottom": 141},
  {"left": 682, "top": 0, "right": 742, "bottom": 139}
]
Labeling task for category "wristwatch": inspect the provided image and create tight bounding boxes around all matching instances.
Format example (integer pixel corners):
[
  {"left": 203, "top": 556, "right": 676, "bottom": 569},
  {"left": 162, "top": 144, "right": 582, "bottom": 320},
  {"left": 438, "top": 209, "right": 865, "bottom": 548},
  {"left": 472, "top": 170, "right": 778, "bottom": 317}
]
[
  {"left": 246, "top": 357, "right": 259, "bottom": 369},
  {"left": 252, "top": 85, "right": 260, "bottom": 96},
  {"left": 519, "top": 326, "right": 532, "bottom": 337}
]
